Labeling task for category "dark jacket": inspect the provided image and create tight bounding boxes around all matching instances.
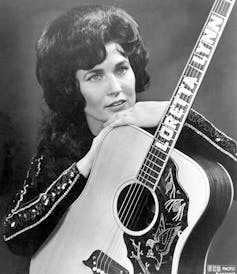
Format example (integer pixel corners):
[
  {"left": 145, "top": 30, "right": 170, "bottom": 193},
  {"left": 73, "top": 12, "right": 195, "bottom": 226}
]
[{"left": 3, "top": 109, "right": 237, "bottom": 256}]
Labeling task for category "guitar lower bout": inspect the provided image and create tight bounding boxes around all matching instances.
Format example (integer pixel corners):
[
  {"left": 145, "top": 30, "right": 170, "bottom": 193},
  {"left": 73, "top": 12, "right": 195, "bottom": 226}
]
[{"left": 30, "top": 125, "right": 233, "bottom": 274}]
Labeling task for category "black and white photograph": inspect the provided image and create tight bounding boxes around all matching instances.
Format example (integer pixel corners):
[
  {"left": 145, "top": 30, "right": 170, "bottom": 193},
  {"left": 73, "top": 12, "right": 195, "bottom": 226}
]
[{"left": 0, "top": 1, "right": 237, "bottom": 273}]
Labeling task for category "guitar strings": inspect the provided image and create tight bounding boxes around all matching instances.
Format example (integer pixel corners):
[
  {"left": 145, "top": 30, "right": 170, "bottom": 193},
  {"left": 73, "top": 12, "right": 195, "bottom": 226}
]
[
  {"left": 119, "top": 0, "right": 227, "bottom": 242},
  {"left": 105, "top": 0, "right": 225, "bottom": 264},
  {"left": 97, "top": 0, "right": 227, "bottom": 272},
  {"left": 94, "top": 183, "right": 143, "bottom": 272},
  {"left": 109, "top": 0, "right": 217, "bottom": 232},
  {"left": 101, "top": 3, "right": 229, "bottom": 270},
  {"left": 103, "top": 0, "right": 225, "bottom": 268}
]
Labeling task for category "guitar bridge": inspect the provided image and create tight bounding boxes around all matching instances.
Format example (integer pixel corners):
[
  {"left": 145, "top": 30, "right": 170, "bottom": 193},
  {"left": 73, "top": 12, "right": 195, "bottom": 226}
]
[{"left": 83, "top": 250, "right": 129, "bottom": 274}]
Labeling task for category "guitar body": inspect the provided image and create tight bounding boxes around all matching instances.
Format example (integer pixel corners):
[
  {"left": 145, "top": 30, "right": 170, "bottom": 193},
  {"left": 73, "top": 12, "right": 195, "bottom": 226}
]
[
  {"left": 30, "top": 125, "right": 233, "bottom": 274},
  {"left": 28, "top": 0, "right": 236, "bottom": 272}
]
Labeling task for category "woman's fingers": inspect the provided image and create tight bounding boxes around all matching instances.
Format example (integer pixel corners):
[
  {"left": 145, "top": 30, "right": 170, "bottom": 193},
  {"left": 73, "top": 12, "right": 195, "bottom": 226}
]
[
  {"left": 103, "top": 101, "right": 170, "bottom": 128},
  {"left": 103, "top": 109, "right": 133, "bottom": 128}
]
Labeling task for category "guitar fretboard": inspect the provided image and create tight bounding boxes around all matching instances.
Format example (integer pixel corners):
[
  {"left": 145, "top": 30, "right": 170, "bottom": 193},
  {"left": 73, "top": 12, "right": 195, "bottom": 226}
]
[{"left": 137, "top": 0, "right": 235, "bottom": 190}]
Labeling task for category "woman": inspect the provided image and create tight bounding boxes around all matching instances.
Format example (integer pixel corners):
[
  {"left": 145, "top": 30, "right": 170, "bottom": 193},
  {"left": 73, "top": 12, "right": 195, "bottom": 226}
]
[{"left": 3, "top": 4, "right": 237, "bottom": 272}]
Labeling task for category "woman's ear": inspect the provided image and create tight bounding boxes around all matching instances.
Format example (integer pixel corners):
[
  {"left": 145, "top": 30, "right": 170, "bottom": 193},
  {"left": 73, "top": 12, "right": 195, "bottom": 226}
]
[{"left": 75, "top": 78, "right": 80, "bottom": 90}]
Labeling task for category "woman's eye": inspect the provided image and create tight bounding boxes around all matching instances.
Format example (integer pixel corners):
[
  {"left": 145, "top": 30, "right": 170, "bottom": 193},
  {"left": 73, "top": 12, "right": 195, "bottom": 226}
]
[
  {"left": 87, "top": 73, "right": 102, "bottom": 81},
  {"left": 117, "top": 66, "right": 129, "bottom": 75}
]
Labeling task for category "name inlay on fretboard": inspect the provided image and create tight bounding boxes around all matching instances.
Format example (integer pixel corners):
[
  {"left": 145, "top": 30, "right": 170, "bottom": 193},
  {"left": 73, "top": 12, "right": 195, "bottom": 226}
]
[{"left": 136, "top": 0, "right": 235, "bottom": 190}]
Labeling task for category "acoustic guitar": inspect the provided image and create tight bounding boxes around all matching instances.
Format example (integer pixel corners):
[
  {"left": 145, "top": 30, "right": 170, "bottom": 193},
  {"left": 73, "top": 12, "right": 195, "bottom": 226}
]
[{"left": 30, "top": 1, "right": 235, "bottom": 273}]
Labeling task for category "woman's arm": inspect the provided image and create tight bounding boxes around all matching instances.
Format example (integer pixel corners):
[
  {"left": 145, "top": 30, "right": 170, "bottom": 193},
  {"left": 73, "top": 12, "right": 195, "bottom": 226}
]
[
  {"left": 3, "top": 155, "right": 87, "bottom": 255},
  {"left": 3, "top": 125, "right": 117, "bottom": 255},
  {"left": 178, "top": 109, "right": 237, "bottom": 198},
  {"left": 103, "top": 101, "right": 237, "bottom": 197}
]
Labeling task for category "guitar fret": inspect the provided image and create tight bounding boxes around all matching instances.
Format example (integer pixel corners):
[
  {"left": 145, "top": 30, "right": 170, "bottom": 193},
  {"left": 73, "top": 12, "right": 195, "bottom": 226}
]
[
  {"left": 167, "top": 106, "right": 188, "bottom": 119},
  {"left": 169, "top": 98, "right": 190, "bottom": 109},
  {"left": 137, "top": 177, "right": 155, "bottom": 189},
  {"left": 156, "top": 122, "right": 178, "bottom": 134},
  {"left": 216, "top": 1, "right": 231, "bottom": 16},
  {"left": 184, "top": 68, "right": 202, "bottom": 82},
  {"left": 138, "top": 145, "right": 166, "bottom": 183},
  {"left": 200, "top": 40, "right": 213, "bottom": 50},
  {"left": 152, "top": 144, "right": 171, "bottom": 157},
  {"left": 212, "top": 11, "right": 226, "bottom": 20},
  {"left": 164, "top": 112, "right": 183, "bottom": 125},
  {"left": 142, "top": 159, "right": 162, "bottom": 172},
  {"left": 137, "top": 173, "right": 156, "bottom": 187},
  {"left": 156, "top": 136, "right": 175, "bottom": 147},
  {"left": 193, "top": 51, "right": 207, "bottom": 59},
  {"left": 161, "top": 120, "right": 179, "bottom": 132},
  {"left": 140, "top": 159, "right": 162, "bottom": 172},
  {"left": 139, "top": 169, "right": 158, "bottom": 181},
  {"left": 191, "top": 53, "right": 209, "bottom": 71},
  {"left": 163, "top": 109, "right": 183, "bottom": 126},
  {"left": 173, "top": 92, "right": 191, "bottom": 104},
  {"left": 187, "top": 64, "right": 203, "bottom": 74},
  {"left": 143, "top": 181, "right": 155, "bottom": 189},
  {"left": 140, "top": 169, "right": 160, "bottom": 180},
  {"left": 140, "top": 161, "right": 162, "bottom": 175},
  {"left": 189, "top": 60, "right": 204, "bottom": 72},
  {"left": 139, "top": 169, "right": 156, "bottom": 179},
  {"left": 150, "top": 145, "right": 168, "bottom": 158},
  {"left": 146, "top": 153, "right": 163, "bottom": 164},
  {"left": 214, "top": 0, "right": 225, "bottom": 14},
  {"left": 199, "top": 37, "right": 215, "bottom": 48},
  {"left": 145, "top": 156, "right": 165, "bottom": 170}
]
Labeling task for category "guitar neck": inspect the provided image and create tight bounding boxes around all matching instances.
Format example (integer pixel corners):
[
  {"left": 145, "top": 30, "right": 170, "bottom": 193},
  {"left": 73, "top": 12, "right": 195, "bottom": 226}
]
[{"left": 137, "top": 0, "right": 235, "bottom": 190}]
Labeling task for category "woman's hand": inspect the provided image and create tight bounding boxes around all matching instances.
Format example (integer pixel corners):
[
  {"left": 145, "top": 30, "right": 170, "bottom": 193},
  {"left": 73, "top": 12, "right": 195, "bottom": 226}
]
[
  {"left": 103, "top": 101, "right": 169, "bottom": 129},
  {"left": 77, "top": 101, "right": 169, "bottom": 177},
  {"left": 76, "top": 125, "right": 113, "bottom": 178}
]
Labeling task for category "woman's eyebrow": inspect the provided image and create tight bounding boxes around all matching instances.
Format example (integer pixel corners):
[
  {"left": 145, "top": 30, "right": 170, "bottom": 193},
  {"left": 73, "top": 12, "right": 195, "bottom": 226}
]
[
  {"left": 88, "top": 68, "right": 103, "bottom": 74},
  {"left": 115, "top": 60, "right": 129, "bottom": 68},
  {"left": 84, "top": 68, "right": 103, "bottom": 77},
  {"left": 84, "top": 60, "right": 129, "bottom": 78}
]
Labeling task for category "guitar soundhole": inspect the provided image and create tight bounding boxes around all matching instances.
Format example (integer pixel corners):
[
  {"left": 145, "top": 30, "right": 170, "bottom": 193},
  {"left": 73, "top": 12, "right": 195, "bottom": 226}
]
[{"left": 116, "top": 183, "right": 156, "bottom": 232}]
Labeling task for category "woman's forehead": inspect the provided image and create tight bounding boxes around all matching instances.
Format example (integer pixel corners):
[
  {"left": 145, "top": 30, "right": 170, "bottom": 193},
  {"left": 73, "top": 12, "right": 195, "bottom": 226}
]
[{"left": 81, "top": 42, "right": 127, "bottom": 72}]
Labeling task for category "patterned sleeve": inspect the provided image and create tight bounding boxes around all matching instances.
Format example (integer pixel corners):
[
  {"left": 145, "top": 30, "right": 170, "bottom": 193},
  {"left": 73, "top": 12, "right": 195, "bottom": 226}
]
[
  {"left": 3, "top": 155, "right": 87, "bottom": 255},
  {"left": 177, "top": 109, "right": 237, "bottom": 198},
  {"left": 185, "top": 109, "right": 237, "bottom": 161}
]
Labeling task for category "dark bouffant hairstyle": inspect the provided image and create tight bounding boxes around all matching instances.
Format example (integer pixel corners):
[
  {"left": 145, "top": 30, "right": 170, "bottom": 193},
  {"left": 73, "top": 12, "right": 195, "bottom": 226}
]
[
  {"left": 36, "top": 4, "right": 150, "bottom": 118},
  {"left": 33, "top": 5, "right": 151, "bottom": 184}
]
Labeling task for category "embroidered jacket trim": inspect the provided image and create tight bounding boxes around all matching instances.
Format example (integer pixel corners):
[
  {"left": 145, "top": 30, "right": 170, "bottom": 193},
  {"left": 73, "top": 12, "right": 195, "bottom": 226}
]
[
  {"left": 186, "top": 109, "right": 237, "bottom": 160},
  {"left": 4, "top": 162, "right": 80, "bottom": 241}
]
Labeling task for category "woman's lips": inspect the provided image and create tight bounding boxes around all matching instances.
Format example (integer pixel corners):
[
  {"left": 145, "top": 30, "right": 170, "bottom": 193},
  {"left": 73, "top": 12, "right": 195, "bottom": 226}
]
[{"left": 105, "top": 99, "right": 127, "bottom": 110}]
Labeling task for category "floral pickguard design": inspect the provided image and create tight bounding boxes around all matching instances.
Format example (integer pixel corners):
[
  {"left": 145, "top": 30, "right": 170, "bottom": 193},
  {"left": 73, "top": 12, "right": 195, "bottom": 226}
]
[{"left": 124, "top": 159, "right": 189, "bottom": 274}]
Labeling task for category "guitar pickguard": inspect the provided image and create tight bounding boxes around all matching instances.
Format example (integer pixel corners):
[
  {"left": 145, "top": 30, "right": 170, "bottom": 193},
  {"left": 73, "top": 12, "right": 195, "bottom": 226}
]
[{"left": 124, "top": 159, "right": 189, "bottom": 274}]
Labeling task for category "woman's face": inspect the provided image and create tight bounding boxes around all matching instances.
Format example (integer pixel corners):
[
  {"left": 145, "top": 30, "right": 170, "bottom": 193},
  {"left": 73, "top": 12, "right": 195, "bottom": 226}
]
[{"left": 76, "top": 42, "right": 136, "bottom": 135}]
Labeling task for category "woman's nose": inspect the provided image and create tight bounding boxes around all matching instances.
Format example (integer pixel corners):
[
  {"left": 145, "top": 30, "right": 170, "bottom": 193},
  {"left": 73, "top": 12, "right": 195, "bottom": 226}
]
[{"left": 107, "top": 75, "right": 122, "bottom": 96}]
